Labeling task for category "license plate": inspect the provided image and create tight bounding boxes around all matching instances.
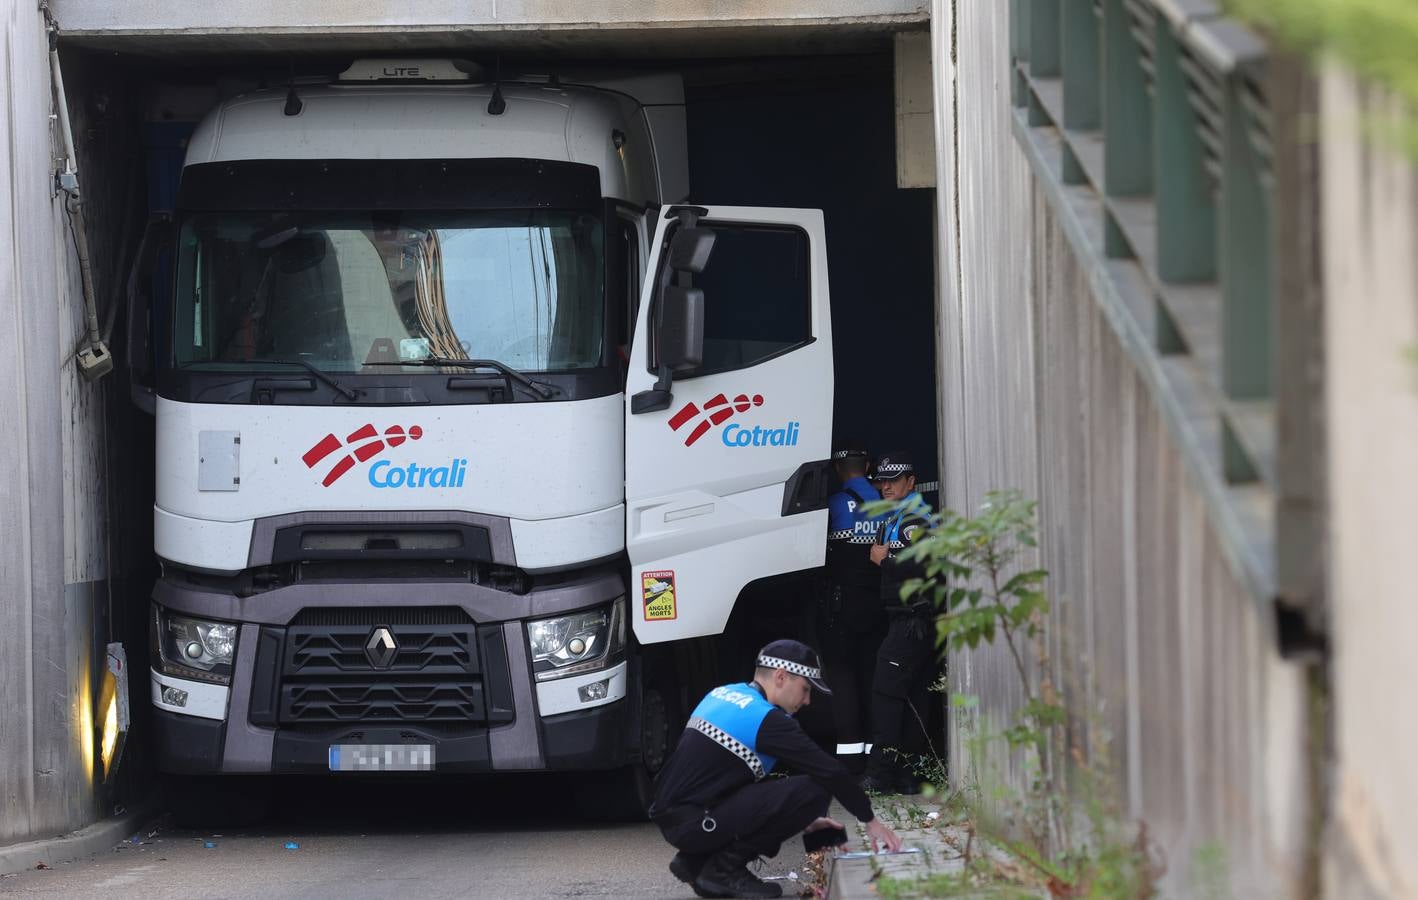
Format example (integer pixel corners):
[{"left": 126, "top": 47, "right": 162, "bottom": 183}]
[{"left": 328, "top": 743, "right": 434, "bottom": 772}]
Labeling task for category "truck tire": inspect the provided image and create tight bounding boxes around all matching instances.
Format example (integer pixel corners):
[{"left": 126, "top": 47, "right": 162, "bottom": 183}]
[{"left": 162, "top": 774, "right": 273, "bottom": 829}]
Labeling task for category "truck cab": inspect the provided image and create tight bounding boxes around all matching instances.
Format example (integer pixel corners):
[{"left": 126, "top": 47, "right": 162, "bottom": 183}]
[{"left": 131, "top": 59, "right": 835, "bottom": 800}]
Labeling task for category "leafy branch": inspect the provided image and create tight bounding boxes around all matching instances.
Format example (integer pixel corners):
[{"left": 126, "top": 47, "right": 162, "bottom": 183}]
[
  {"left": 867, "top": 490, "right": 1159, "bottom": 897},
  {"left": 896, "top": 491, "right": 1056, "bottom": 752},
  {"left": 1227, "top": 0, "right": 1418, "bottom": 157}
]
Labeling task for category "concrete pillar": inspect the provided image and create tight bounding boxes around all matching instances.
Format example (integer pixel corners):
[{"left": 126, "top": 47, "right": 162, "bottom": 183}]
[
  {"left": 0, "top": 0, "right": 109, "bottom": 845},
  {"left": 1320, "top": 65, "right": 1418, "bottom": 900},
  {"left": 895, "top": 29, "right": 936, "bottom": 188}
]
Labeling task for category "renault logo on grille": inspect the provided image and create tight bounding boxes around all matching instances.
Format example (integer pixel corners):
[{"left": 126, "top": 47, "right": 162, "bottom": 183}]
[{"left": 365, "top": 626, "right": 398, "bottom": 668}]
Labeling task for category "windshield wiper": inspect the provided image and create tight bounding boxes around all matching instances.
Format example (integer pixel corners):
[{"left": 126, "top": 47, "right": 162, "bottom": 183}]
[
  {"left": 242, "top": 358, "right": 360, "bottom": 401},
  {"left": 366, "top": 358, "right": 559, "bottom": 400}
]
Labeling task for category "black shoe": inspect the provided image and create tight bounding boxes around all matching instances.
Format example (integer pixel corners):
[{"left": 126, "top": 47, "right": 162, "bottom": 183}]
[
  {"left": 695, "top": 847, "right": 783, "bottom": 899},
  {"left": 669, "top": 852, "right": 720, "bottom": 898}
]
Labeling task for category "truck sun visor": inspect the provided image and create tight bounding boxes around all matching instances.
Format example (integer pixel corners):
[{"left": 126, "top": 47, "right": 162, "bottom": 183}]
[{"left": 176, "top": 159, "right": 602, "bottom": 212}]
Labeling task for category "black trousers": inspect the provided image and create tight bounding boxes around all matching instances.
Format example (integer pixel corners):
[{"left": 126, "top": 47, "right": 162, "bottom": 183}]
[
  {"left": 817, "top": 582, "right": 887, "bottom": 751},
  {"left": 656, "top": 775, "right": 832, "bottom": 859},
  {"left": 868, "top": 612, "right": 936, "bottom": 775}
]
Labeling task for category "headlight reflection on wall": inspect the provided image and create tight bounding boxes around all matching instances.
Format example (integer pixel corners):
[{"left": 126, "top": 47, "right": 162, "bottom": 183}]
[{"left": 99, "top": 642, "right": 130, "bottom": 782}]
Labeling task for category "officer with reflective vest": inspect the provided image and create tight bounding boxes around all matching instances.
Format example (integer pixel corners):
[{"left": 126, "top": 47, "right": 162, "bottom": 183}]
[
  {"left": 819, "top": 445, "right": 887, "bottom": 767},
  {"left": 864, "top": 452, "right": 937, "bottom": 794},
  {"left": 650, "top": 640, "right": 901, "bottom": 898}
]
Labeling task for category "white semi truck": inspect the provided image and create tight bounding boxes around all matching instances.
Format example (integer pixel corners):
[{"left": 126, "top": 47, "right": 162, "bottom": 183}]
[{"left": 128, "top": 59, "right": 836, "bottom": 806}]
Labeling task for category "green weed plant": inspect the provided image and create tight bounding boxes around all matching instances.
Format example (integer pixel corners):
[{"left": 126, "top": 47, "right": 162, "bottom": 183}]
[{"left": 865, "top": 491, "right": 1161, "bottom": 898}]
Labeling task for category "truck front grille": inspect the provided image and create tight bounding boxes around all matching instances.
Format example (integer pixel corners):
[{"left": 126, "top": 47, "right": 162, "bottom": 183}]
[
  {"left": 283, "top": 680, "right": 484, "bottom": 723},
  {"left": 270, "top": 614, "right": 513, "bottom": 727},
  {"left": 287, "top": 627, "right": 474, "bottom": 676},
  {"left": 289, "top": 606, "right": 474, "bottom": 627}
]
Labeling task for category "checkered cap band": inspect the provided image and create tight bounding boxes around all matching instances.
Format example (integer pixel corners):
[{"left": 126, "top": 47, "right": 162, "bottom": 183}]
[
  {"left": 831, "top": 529, "right": 879, "bottom": 544},
  {"left": 875, "top": 463, "right": 912, "bottom": 476},
  {"left": 832, "top": 449, "right": 867, "bottom": 460},
  {"left": 688, "top": 716, "right": 766, "bottom": 780},
  {"left": 756, "top": 655, "right": 822, "bottom": 681}
]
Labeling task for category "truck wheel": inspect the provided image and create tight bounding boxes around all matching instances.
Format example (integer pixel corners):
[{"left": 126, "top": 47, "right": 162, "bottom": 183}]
[
  {"left": 639, "top": 685, "right": 672, "bottom": 775},
  {"left": 162, "top": 774, "right": 273, "bottom": 829}
]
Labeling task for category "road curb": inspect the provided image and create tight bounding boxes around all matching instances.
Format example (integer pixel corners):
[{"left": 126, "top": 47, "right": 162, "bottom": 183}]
[
  {"left": 825, "top": 850, "right": 881, "bottom": 899},
  {"left": 825, "top": 797, "right": 955, "bottom": 899},
  {"left": 0, "top": 807, "right": 155, "bottom": 877}
]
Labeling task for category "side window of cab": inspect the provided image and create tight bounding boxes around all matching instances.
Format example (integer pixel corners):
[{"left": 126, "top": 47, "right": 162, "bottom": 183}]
[{"left": 651, "top": 225, "right": 812, "bottom": 379}]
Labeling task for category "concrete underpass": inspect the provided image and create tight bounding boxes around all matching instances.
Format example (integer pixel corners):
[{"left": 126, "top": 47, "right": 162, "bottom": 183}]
[
  {"left": 2, "top": 1, "right": 938, "bottom": 894},
  {"left": 3, "top": 2, "right": 1417, "bottom": 898}
]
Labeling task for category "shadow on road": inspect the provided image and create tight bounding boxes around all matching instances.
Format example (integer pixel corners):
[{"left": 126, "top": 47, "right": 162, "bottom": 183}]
[{"left": 159, "top": 773, "right": 642, "bottom": 837}]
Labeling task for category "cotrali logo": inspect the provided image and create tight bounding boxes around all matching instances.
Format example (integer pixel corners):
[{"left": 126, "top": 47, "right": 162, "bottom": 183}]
[
  {"left": 302, "top": 424, "right": 423, "bottom": 486},
  {"left": 668, "top": 393, "right": 801, "bottom": 448},
  {"left": 667, "top": 393, "right": 763, "bottom": 446}
]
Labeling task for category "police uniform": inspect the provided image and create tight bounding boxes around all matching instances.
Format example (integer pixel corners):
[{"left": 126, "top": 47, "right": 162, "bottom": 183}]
[
  {"left": 650, "top": 641, "right": 879, "bottom": 899},
  {"left": 819, "top": 447, "right": 887, "bottom": 765},
  {"left": 865, "top": 453, "right": 937, "bottom": 793}
]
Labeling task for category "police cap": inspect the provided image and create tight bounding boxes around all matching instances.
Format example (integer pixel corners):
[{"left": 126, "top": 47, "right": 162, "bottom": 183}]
[
  {"left": 871, "top": 451, "right": 916, "bottom": 482},
  {"left": 756, "top": 639, "right": 832, "bottom": 695},
  {"left": 831, "top": 445, "right": 869, "bottom": 462}
]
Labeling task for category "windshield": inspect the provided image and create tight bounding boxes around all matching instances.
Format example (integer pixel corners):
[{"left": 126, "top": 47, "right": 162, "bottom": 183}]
[{"left": 172, "top": 210, "right": 605, "bottom": 372}]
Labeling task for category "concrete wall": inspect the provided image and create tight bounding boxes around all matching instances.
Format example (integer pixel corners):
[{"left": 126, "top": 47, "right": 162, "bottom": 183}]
[
  {"left": 0, "top": 0, "right": 115, "bottom": 845},
  {"left": 1319, "top": 69, "right": 1418, "bottom": 900},
  {"left": 929, "top": 2, "right": 1310, "bottom": 893},
  {"left": 47, "top": 1, "right": 927, "bottom": 57},
  {"left": 51, "top": 0, "right": 926, "bottom": 30}
]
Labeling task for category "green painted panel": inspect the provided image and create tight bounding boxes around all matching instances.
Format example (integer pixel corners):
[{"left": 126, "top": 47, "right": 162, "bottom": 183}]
[
  {"left": 1152, "top": 21, "right": 1218, "bottom": 282},
  {"left": 1222, "top": 415, "right": 1261, "bottom": 484},
  {"left": 1031, "top": 0, "right": 1062, "bottom": 77},
  {"left": 1156, "top": 296, "right": 1188, "bottom": 355},
  {"left": 1062, "top": 0, "right": 1102, "bottom": 129},
  {"left": 1103, "top": 0, "right": 1153, "bottom": 196},
  {"left": 1012, "top": 0, "right": 1027, "bottom": 106},
  {"left": 1063, "top": 141, "right": 1087, "bottom": 184},
  {"left": 1220, "top": 75, "right": 1274, "bottom": 399}
]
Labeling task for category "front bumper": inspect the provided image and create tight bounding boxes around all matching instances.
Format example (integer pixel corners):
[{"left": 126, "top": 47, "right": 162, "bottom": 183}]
[{"left": 148, "top": 573, "right": 632, "bottom": 775}]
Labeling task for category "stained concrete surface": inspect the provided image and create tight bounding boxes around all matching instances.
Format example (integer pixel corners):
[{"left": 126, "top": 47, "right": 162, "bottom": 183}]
[
  {"left": 827, "top": 796, "right": 1050, "bottom": 900},
  {"left": 0, "top": 775, "right": 812, "bottom": 899}
]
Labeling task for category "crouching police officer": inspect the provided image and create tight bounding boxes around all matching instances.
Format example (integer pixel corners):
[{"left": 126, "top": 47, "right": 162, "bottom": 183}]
[
  {"left": 650, "top": 640, "right": 901, "bottom": 898},
  {"left": 819, "top": 445, "right": 887, "bottom": 767},
  {"left": 865, "top": 452, "right": 937, "bottom": 794}
]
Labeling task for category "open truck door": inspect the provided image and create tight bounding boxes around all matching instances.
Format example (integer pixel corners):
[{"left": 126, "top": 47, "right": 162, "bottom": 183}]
[{"left": 626, "top": 205, "right": 834, "bottom": 644}]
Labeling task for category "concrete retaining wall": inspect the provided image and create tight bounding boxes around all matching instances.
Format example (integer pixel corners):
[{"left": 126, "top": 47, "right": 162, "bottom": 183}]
[
  {"left": 47, "top": 1, "right": 927, "bottom": 56},
  {"left": 929, "top": 2, "right": 1309, "bottom": 893},
  {"left": 0, "top": 0, "right": 113, "bottom": 846},
  {"left": 1319, "top": 68, "right": 1418, "bottom": 900}
]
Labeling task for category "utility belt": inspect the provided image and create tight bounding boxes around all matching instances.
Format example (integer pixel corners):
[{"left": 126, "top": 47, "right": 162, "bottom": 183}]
[
  {"left": 884, "top": 599, "right": 933, "bottom": 619},
  {"left": 651, "top": 802, "right": 721, "bottom": 834},
  {"left": 820, "top": 577, "right": 878, "bottom": 603},
  {"left": 820, "top": 579, "right": 886, "bottom": 631}
]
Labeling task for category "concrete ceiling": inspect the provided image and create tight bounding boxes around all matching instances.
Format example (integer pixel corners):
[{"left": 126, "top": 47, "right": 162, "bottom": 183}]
[{"left": 49, "top": 1, "right": 929, "bottom": 61}]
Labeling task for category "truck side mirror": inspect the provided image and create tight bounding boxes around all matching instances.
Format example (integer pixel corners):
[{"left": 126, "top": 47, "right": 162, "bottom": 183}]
[
  {"left": 656, "top": 285, "right": 703, "bottom": 373},
  {"left": 630, "top": 225, "right": 715, "bottom": 415},
  {"left": 126, "top": 212, "right": 173, "bottom": 416},
  {"left": 668, "top": 227, "right": 715, "bottom": 274}
]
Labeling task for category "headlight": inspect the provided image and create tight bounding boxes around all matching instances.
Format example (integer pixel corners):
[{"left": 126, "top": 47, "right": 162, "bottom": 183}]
[
  {"left": 527, "top": 599, "right": 626, "bottom": 682},
  {"left": 153, "top": 607, "right": 238, "bottom": 684}
]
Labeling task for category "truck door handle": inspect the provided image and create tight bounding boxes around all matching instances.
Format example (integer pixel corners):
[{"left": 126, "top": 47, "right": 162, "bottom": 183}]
[{"left": 664, "top": 503, "right": 714, "bottom": 523}]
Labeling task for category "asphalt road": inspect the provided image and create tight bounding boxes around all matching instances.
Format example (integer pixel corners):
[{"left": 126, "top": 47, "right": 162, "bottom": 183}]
[{"left": 0, "top": 775, "right": 815, "bottom": 899}]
